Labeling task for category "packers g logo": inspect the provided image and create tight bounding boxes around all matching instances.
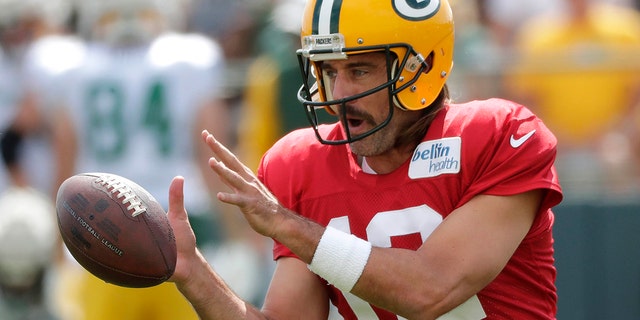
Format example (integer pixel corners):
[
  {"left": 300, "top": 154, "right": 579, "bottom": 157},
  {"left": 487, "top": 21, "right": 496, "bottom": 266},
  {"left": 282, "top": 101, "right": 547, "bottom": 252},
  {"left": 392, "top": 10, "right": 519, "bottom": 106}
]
[{"left": 392, "top": 0, "right": 441, "bottom": 21}]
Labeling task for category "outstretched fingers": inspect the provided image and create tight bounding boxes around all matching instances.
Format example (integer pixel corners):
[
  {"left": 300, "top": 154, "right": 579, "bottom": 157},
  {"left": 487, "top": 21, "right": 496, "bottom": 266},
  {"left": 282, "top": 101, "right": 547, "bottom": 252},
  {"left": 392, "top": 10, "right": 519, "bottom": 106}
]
[
  {"left": 201, "top": 130, "right": 253, "bottom": 179},
  {"left": 207, "top": 156, "right": 251, "bottom": 206}
]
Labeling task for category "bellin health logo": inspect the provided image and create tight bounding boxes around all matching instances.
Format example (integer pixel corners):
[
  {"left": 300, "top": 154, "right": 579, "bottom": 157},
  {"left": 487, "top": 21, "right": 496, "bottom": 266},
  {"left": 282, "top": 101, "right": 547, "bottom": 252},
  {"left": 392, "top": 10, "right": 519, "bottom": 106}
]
[{"left": 409, "top": 137, "right": 461, "bottom": 179}]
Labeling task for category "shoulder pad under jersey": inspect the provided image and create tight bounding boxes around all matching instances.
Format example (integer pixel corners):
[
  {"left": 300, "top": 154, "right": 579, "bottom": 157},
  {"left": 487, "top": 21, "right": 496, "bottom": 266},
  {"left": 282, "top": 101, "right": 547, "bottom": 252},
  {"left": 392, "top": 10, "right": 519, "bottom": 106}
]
[{"left": 25, "top": 35, "right": 87, "bottom": 76}]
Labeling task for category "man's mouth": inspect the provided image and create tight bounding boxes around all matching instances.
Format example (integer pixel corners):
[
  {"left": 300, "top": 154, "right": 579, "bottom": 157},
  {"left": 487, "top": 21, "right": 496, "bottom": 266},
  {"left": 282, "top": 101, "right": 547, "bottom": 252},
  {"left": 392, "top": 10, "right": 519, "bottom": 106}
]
[
  {"left": 345, "top": 116, "right": 374, "bottom": 138},
  {"left": 341, "top": 105, "right": 375, "bottom": 136}
]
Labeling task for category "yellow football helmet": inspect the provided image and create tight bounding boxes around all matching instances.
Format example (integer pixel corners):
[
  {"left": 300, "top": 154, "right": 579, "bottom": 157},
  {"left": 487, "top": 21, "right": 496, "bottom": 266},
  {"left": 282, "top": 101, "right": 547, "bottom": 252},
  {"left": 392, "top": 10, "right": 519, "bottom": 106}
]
[
  {"left": 296, "top": 0, "right": 454, "bottom": 144},
  {"left": 0, "top": 187, "right": 56, "bottom": 289}
]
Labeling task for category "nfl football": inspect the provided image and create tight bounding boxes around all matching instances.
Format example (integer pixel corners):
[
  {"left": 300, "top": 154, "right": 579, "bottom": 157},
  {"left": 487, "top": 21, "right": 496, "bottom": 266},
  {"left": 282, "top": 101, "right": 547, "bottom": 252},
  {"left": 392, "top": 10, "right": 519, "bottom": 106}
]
[{"left": 56, "top": 172, "right": 176, "bottom": 288}]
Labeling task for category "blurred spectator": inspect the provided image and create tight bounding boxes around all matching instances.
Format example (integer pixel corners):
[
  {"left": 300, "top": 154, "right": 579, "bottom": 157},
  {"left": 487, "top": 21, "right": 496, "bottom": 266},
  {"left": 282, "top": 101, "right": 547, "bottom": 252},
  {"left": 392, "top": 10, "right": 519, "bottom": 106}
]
[
  {"left": 506, "top": 0, "right": 640, "bottom": 201},
  {"left": 483, "top": 0, "right": 556, "bottom": 46},
  {"left": 484, "top": 0, "right": 634, "bottom": 45}
]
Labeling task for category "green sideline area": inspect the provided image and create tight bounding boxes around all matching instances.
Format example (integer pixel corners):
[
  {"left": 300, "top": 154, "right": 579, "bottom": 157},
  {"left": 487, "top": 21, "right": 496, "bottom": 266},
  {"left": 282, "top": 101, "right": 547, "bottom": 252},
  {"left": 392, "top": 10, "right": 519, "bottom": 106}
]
[{"left": 554, "top": 202, "right": 640, "bottom": 319}]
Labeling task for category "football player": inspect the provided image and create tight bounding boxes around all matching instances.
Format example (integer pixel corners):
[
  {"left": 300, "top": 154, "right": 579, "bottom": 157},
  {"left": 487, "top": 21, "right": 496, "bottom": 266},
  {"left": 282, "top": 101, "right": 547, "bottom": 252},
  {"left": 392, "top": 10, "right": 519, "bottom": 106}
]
[{"left": 166, "top": 0, "right": 564, "bottom": 319}]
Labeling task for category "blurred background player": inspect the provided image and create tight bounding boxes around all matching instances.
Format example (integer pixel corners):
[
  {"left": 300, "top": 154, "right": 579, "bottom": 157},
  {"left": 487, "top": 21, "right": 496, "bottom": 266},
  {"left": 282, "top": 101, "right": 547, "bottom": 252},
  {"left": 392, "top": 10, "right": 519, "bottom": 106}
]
[
  {"left": 186, "top": 0, "right": 271, "bottom": 131},
  {"left": 45, "top": 0, "right": 263, "bottom": 318},
  {"left": 505, "top": 0, "right": 640, "bottom": 201}
]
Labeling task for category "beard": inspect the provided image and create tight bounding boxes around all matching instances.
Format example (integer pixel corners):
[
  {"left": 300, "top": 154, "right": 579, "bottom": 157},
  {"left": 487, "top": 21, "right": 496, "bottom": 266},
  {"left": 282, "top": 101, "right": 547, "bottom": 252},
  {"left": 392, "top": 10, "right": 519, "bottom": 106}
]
[
  {"left": 340, "top": 104, "right": 395, "bottom": 157},
  {"left": 348, "top": 120, "right": 398, "bottom": 157},
  {"left": 347, "top": 105, "right": 421, "bottom": 158}
]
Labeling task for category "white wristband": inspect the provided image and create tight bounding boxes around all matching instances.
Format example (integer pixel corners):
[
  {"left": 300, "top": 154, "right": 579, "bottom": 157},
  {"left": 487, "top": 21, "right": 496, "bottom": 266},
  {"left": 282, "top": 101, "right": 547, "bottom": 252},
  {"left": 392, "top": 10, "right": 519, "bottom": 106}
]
[{"left": 308, "top": 226, "right": 372, "bottom": 292}]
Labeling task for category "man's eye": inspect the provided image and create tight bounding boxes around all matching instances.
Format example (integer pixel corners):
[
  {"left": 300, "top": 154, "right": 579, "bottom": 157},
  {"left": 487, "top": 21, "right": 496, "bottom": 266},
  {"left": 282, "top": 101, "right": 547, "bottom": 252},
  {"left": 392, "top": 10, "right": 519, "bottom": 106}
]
[
  {"left": 353, "top": 70, "right": 368, "bottom": 77},
  {"left": 324, "top": 70, "right": 337, "bottom": 79}
]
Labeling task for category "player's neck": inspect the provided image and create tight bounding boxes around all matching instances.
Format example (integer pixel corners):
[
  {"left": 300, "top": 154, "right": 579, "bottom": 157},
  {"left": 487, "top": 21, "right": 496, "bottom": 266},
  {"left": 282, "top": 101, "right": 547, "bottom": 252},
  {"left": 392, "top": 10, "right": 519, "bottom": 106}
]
[{"left": 357, "top": 147, "right": 413, "bottom": 174}]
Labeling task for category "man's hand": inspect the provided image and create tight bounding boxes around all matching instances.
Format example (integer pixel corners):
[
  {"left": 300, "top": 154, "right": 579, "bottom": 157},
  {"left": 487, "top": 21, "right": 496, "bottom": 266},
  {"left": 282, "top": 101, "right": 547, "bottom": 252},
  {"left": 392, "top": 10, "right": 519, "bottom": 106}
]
[
  {"left": 201, "top": 130, "right": 284, "bottom": 239},
  {"left": 166, "top": 176, "right": 262, "bottom": 319}
]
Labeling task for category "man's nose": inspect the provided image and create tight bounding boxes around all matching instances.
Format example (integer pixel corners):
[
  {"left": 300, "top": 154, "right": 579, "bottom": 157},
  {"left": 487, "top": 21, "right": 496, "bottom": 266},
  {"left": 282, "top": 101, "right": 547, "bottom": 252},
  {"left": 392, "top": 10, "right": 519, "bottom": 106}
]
[{"left": 330, "top": 73, "right": 355, "bottom": 101}]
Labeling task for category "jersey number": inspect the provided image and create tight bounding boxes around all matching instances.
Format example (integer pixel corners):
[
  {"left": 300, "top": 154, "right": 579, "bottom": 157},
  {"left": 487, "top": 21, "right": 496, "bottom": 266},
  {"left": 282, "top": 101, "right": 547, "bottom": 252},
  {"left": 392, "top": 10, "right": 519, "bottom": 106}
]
[
  {"left": 328, "top": 205, "right": 485, "bottom": 320},
  {"left": 85, "top": 79, "right": 172, "bottom": 160}
]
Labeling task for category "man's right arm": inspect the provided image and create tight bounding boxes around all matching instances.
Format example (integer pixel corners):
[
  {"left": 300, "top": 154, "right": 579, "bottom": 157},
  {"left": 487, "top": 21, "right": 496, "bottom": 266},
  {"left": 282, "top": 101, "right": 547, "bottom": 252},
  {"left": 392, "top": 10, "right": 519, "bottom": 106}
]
[{"left": 167, "top": 177, "right": 331, "bottom": 320}]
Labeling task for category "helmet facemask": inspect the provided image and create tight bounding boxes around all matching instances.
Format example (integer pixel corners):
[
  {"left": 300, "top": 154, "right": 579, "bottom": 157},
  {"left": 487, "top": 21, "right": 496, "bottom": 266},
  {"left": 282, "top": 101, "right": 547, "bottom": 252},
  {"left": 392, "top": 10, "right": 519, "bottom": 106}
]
[{"left": 296, "top": 38, "right": 430, "bottom": 145}]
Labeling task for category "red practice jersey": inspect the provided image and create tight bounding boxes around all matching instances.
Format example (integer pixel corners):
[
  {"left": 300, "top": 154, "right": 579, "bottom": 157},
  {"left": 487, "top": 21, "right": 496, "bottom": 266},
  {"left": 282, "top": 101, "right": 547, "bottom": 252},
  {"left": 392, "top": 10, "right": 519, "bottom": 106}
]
[{"left": 260, "top": 98, "right": 563, "bottom": 319}]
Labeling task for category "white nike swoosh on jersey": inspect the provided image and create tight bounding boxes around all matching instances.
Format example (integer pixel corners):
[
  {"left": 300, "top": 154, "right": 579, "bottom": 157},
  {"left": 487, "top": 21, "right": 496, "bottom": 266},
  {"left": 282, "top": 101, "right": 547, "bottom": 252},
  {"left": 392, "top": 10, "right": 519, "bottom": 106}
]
[{"left": 510, "top": 129, "right": 536, "bottom": 148}]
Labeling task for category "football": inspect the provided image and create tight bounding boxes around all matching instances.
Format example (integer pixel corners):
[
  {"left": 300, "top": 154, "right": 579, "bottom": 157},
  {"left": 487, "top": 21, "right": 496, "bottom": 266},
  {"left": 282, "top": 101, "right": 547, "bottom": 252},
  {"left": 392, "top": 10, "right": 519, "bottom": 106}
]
[{"left": 56, "top": 172, "right": 176, "bottom": 288}]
